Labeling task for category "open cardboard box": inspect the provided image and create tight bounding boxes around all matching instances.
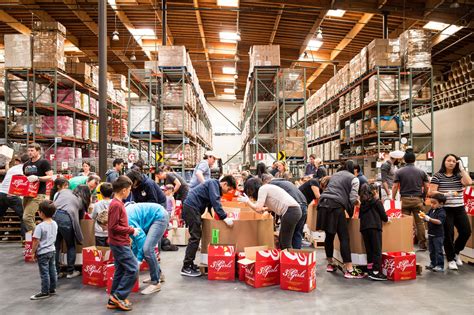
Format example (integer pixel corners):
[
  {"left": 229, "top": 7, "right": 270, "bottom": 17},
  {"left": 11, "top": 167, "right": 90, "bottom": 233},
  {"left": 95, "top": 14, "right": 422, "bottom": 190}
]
[
  {"left": 238, "top": 246, "right": 280, "bottom": 288},
  {"left": 60, "top": 219, "right": 96, "bottom": 265}
]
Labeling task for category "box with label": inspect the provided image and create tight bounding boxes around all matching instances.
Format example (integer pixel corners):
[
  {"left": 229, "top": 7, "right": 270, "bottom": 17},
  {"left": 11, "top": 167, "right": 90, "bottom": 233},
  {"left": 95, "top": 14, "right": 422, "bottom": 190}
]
[
  {"left": 8, "top": 175, "right": 39, "bottom": 198},
  {"left": 24, "top": 232, "right": 34, "bottom": 263},
  {"left": 238, "top": 246, "right": 280, "bottom": 288},
  {"left": 82, "top": 246, "right": 112, "bottom": 287},
  {"left": 208, "top": 245, "right": 236, "bottom": 281},
  {"left": 280, "top": 250, "right": 317, "bottom": 293},
  {"left": 382, "top": 251, "right": 416, "bottom": 281},
  {"left": 106, "top": 264, "right": 139, "bottom": 293},
  {"left": 237, "top": 252, "right": 246, "bottom": 281}
]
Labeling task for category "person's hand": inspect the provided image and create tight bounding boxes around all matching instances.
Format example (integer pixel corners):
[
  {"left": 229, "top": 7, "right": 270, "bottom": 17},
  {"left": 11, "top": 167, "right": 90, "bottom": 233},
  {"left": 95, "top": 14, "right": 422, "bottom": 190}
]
[
  {"left": 457, "top": 160, "right": 465, "bottom": 171},
  {"left": 223, "top": 217, "right": 234, "bottom": 227},
  {"left": 354, "top": 199, "right": 361, "bottom": 207},
  {"left": 27, "top": 175, "right": 39, "bottom": 182},
  {"left": 133, "top": 228, "right": 140, "bottom": 236},
  {"left": 237, "top": 193, "right": 249, "bottom": 203},
  {"left": 422, "top": 214, "right": 431, "bottom": 222},
  {"left": 32, "top": 253, "right": 37, "bottom": 262}
]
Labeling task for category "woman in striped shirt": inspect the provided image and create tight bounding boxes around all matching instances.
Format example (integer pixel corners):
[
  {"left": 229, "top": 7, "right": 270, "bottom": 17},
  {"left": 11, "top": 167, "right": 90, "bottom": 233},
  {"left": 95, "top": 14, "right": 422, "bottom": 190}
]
[{"left": 429, "top": 154, "right": 472, "bottom": 270}]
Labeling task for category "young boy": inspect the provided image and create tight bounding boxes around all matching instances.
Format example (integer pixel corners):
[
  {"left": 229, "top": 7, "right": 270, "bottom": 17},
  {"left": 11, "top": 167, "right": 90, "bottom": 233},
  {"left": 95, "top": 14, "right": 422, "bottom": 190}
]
[
  {"left": 92, "top": 182, "right": 113, "bottom": 246},
  {"left": 107, "top": 176, "right": 140, "bottom": 311},
  {"left": 30, "top": 200, "right": 58, "bottom": 300},
  {"left": 164, "top": 184, "right": 176, "bottom": 219},
  {"left": 420, "top": 193, "right": 447, "bottom": 272}
]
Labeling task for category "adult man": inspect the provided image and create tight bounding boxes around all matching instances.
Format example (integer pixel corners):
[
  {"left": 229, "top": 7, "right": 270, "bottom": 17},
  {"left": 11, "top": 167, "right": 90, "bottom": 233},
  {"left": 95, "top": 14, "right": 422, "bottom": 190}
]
[
  {"left": 69, "top": 174, "right": 101, "bottom": 192},
  {"left": 354, "top": 164, "right": 368, "bottom": 188},
  {"left": 270, "top": 161, "right": 279, "bottom": 176},
  {"left": 304, "top": 154, "right": 317, "bottom": 176},
  {"left": 0, "top": 154, "right": 29, "bottom": 238},
  {"left": 189, "top": 151, "right": 218, "bottom": 189},
  {"left": 380, "top": 150, "right": 404, "bottom": 200},
  {"left": 106, "top": 158, "right": 124, "bottom": 183},
  {"left": 313, "top": 158, "right": 327, "bottom": 179},
  {"left": 181, "top": 176, "right": 236, "bottom": 277},
  {"left": 392, "top": 150, "right": 429, "bottom": 250},
  {"left": 23, "top": 143, "right": 53, "bottom": 233},
  {"left": 155, "top": 168, "right": 189, "bottom": 201}
]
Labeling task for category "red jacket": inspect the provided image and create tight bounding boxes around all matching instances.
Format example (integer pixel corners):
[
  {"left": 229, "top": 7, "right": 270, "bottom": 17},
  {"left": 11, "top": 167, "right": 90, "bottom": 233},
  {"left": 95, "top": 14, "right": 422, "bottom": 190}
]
[{"left": 107, "top": 199, "right": 134, "bottom": 246}]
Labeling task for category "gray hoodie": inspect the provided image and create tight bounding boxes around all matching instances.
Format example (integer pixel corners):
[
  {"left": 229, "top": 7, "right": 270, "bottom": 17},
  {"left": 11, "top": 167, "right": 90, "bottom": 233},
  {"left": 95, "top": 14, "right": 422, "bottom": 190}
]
[
  {"left": 320, "top": 170, "right": 360, "bottom": 217},
  {"left": 53, "top": 189, "right": 84, "bottom": 243},
  {"left": 105, "top": 169, "right": 119, "bottom": 183}
]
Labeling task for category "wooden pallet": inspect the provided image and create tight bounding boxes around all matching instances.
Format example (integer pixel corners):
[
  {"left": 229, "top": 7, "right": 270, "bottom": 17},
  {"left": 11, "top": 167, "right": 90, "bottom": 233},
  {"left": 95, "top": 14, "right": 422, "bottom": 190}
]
[
  {"left": 199, "top": 264, "right": 208, "bottom": 275},
  {"left": 313, "top": 241, "right": 324, "bottom": 249},
  {"left": 460, "top": 254, "right": 474, "bottom": 265},
  {"left": 0, "top": 209, "right": 22, "bottom": 243}
]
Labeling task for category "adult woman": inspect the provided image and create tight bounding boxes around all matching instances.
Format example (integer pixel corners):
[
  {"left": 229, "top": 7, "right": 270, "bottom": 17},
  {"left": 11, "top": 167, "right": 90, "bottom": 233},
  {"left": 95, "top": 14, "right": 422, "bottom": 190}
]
[
  {"left": 79, "top": 161, "right": 92, "bottom": 177},
  {"left": 275, "top": 161, "right": 292, "bottom": 180},
  {"left": 256, "top": 162, "right": 268, "bottom": 180},
  {"left": 317, "top": 160, "right": 363, "bottom": 279},
  {"left": 53, "top": 184, "right": 91, "bottom": 278},
  {"left": 126, "top": 170, "right": 166, "bottom": 207},
  {"left": 240, "top": 177, "right": 301, "bottom": 250},
  {"left": 429, "top": 154, "right": 472, "bottom": 270},
  {"left": 73, "top": 185, "right": 92, "bottom": 220}
]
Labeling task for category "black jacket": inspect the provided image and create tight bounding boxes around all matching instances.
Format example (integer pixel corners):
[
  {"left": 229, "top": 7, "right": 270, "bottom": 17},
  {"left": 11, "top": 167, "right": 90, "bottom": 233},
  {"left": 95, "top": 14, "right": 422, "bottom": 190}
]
[
  {"left": 359, "top": 199, "right": 388, "bottom": 231},
  {"left": 269, "top": 179, "right": 307, "bottom": 206},
  {"left": 132, "top": 174, "right": 167, "bottom": 207}
]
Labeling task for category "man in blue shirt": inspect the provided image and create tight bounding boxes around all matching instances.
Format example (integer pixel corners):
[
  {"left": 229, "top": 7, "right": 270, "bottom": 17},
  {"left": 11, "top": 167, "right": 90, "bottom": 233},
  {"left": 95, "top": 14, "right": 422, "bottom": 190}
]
[
  {"left": 181, "top": 175, "right": 236, "bottom": 277},
  {"left": 189, "top": 151, "right": 218, "bottom": 189},
  {"left": 354, "top": 164, "right": 368, "bottom": 189}
]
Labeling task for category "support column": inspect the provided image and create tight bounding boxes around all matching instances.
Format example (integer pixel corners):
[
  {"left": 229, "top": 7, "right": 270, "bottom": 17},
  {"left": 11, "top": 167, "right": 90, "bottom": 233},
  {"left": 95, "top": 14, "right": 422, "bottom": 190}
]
[
  {"left": 99, "top": 0, "right": 108, "bottom": 179},
  {"left": 382, "top": 12, "right": 389, "bottom": 39},
  {"left": 162, "top": 0, "right": 167, "bottom": 46}
]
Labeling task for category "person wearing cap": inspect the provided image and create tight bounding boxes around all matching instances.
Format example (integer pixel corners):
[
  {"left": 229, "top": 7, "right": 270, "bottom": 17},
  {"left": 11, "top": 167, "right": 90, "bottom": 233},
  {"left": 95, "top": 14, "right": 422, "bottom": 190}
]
[
  {"left": 189, "top": 151, "right": 218, "bottom": 189},
  {"left": 0, "top": 153, "right": 29, "bottom": 239},
  {"left": 392, "top": 150, "right": 429, "bottom": 250},
  {"left": 380, "top": 150, "right": 404, "bottom": 201}
]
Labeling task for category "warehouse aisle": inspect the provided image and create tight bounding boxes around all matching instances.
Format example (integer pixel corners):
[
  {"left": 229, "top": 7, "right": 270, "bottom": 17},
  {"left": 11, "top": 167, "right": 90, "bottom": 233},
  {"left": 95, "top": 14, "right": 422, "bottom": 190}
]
[{"left": 0, "top": 244, "right": 473, "bottom": 314}]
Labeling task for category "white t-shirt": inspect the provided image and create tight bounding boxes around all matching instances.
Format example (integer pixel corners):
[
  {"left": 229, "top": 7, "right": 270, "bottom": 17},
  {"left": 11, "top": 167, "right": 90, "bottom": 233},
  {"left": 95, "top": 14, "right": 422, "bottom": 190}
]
[
  {"left": 256, "top": 184, "right": 300, "bottom": 217},
  {"left": 0, "top": 164, "right": 24, "bottom": 194}
]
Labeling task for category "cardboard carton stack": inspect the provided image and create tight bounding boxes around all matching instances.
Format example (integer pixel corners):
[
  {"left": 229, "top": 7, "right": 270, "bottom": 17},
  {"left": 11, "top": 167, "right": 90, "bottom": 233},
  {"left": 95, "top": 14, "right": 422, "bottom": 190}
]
[
  {"left": 32, "top": 22, "right": 66, "bottom": 70},
  {"left": 157, "top": 45, "right": 188, "bottom": 68},
  {"left": 249, "top": 45, "right": 280, "bottom": 73},
  {"left": 360, "top": 46, "right": 368, "bottom": 75},
  {"left": 400, "top": 29, "right": 432, "bottom": 69},
  {"left": 144, "top": 60, "right": 160, "bottom": 74},
  {"left": 350, "top": 52, "right": 361, "bottom": 83},
  {"left": 65, "top": 61, "right": 93, "bottom": 87},
  {"left": 4, "top": 34, "right": 32, "bottom": 68},
  {"left": 163, "top": 143, "right": 196, "bottom": 167},
  {"left": 367, "top": 75, "right": 399, "bottom": 102},
  {"left": 368, "top": 39, "right": 401, "bottom": 68},
  {"left": 350, "top": 86, "right": 361, "bottom": 111},
  {"left": 278, "top": 129, "right": 305, "bottom": 157},
  {"left": 109, "top": 74, "right": 127, "bottom": 91},
  {"left": 129, "top": 101, "right": 157, "bottom": 133},
  {"left": 8, "top": 81, "right": 51, "bottom": 104},
  {"left": 279, "top": 70, "right": 304, "bottom": 99}
]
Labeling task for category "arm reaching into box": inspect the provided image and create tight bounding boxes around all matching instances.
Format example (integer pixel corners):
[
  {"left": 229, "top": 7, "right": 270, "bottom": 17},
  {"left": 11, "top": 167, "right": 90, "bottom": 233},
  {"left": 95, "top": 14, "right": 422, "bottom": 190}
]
[{"left": 209, "top": 180, "right": 227, "bottom": 220}]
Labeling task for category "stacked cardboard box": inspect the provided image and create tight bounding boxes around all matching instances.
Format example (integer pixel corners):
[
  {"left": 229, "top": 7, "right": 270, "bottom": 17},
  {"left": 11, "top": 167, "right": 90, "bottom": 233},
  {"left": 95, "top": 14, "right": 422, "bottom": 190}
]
[
  {"left": 249, "top": 45, "right": 280, "bottom": 72},
  {"left": 4, "top": 34, "right": 32, "bottom": 68},
  {"left": 350, "top": 53, "right": 361, "bottom": 83},
  {"left": 32, "top": 30, "right": 65, "bottom": 70},
  {"left": 400, "top": 29, "right": 432, "bottom": 69},
  {"left": 129, "top": 101, "right": 157, "bottom": 133},
  {"left": 109, "top": 74, "right": 127, "bottom": 91},
  {"left": 279, "top": 70, "right": 304, "bottom": 99},
  {"left": 162, "top": 110, "right": 194, "bottom": 134},
  {"left": 367, "top": 75, "right": 398, "bottom": 102},
  {"left": 144, "top": 61, "right": 160, "bottom": 74},
  {"left": 164, "top": 143, "right": 196, "bottom": 167},
  {"left": 360, "top": 46, "right": 368, "bottom": 74},
  {"left": 350, "top": 86, "right": 360, "bottom": 111},
  {"left": 66, "top": 61, "right": 93, "bottom": 87},
  {"left": 157, "top": 45, "right": 188, "bottom": 68},
  {"left": 368, "top": 39, "right": 401, "bottom": 68}
]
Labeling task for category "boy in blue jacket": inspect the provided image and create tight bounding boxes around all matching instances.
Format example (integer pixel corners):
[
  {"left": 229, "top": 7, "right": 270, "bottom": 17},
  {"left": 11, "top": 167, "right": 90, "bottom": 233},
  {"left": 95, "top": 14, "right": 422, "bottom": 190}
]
[{"left": 125, "top": 202, "right": 169, "bottom": 295}]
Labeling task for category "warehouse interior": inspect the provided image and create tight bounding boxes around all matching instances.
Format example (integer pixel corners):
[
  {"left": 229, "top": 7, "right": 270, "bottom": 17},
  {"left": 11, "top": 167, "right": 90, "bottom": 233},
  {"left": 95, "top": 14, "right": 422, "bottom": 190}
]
[{"left": 0, "top": 0, "right": 473, "bottom": 313}]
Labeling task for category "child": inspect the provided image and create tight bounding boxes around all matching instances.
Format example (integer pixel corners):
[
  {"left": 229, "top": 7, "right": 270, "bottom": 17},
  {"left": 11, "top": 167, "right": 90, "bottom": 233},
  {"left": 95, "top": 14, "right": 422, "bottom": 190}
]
[
  {"left": 50, "top": 177, "right": 69, "bottom": 201},
  {"left": 92, "top": 182, "right": 113, "bottom": 246},
  {"left": 359, "top": 183, "right": 388, "bottom": 281},
  {"left": 164, "top": 184, "right": 176, "bottom": 219},
  {"left": 107, "top": 176, "right": 140, "bottom": 311},
  {"left": 420, "top": 193, "right": 447, "bottom": 272},
  {"left": 30, "top": 200, "right": 58, "bottom": 300}
]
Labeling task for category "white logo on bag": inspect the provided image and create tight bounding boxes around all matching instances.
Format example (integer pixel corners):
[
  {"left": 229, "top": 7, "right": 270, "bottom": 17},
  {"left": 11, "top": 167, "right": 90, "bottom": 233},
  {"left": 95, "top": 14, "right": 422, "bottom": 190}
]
[
  {"left": 383, "top": 259, "right": 395, "bottom": 277},
  {"left": 83, "top": 264, "right": 103, "bottom": 276},
  {"left": 210, "top": 260, "right": 232, "bottom": 271},
  {"left": 257, "top": 265, "right": 279, "bottom": 277},
  {"left": 12, "top": 179, "right": 27, "bottom": 188},
  {"left": 282, "top": 268, "right": 306, "bottom": 281}
]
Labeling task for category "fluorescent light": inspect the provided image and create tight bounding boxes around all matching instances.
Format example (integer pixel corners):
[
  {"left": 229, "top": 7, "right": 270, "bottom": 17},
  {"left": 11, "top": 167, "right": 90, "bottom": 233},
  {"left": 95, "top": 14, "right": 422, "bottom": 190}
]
[
  {"left": 423, "top": 21, "right": 450, "bottom": 31},
  {"left": 219, "top": 94, "right": 236, "bottom": 100},
  {"left": 214, "top": 75, "right": 236, "bottom": 83},
  {"left": 326, "top": 9, "right": 346, "bottom": 17},
  {"left": 219, "top": 31, "right": 240, "bottom": 43},
  {"left": 217, "top": 0, "right": 239, "bottom": 7},
  {"left": 130, "top": 28, "right": 156, "bottom": 37},
  {"left": 306, "top": 39, "right": 323, "bottom": 51},
  {"left": 441, "top": 25, "right": 463, "bottom": 35},
  {"left": 208, "top": 47, "right": 237, "bottom": 55},
  {"left": 223, "top": 66, "right": 236, "bottom": 75},
  {"left": 224, "top": 88, "right": 235, "bottom": 93}
]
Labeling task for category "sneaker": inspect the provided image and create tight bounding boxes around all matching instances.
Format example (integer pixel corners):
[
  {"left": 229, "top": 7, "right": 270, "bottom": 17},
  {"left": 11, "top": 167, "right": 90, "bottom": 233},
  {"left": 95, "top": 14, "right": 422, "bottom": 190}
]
[
  {"left": 141, "top": 283, "right": 161, "bottom": 295},
  {"left": 433, "top": 266, "right": 444, "bottom": 272},
  {"left": 455, "top": 254, "right": 463, "bottom": 266},
  {"left": 448, "top": 261, "right": 458, "bottom": 270},
  {"left": 425, "top": 265, "right": 434, "bottom": 270},
  {"left": 191, "top": 264, "right": 200, "bottom": 271},
  {"left": 326, "top": 264, "right": 336, "bottom": 272},
  {"left": 49, "top": 289, "right": 57, "bottom": 295},
  {"left": 368, "top": 271, "right": 387, "bottom": 281},
  {"left": 107, "top": 299, "right": 118, "bottom": 310},
  {"left": 344, "top": 269, "right": 365, "bottom": 279},
  {"left": 110, "top": 294, "right": 132, "bottom": 311},
  {"left": 30, "top": 292, "right": 50, "bottom": 300},
  {"left": 57, "top": 272, "right": 67, "bottom": 279},
  {"left": 66, "top": 271, "right": 81, "bottom": 279},
  {"left": 181, "top": 266, "right": 202, "bottom": 277},
  {"left": 143, "top": 273, "right": 165, "bottom": 284}
]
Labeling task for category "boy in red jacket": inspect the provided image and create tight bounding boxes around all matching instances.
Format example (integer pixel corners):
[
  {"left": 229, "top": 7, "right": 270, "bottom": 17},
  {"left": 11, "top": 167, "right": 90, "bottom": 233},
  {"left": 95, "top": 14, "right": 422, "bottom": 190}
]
[{"left": 107, "top": 176, "right": 140, "bottom": 311}]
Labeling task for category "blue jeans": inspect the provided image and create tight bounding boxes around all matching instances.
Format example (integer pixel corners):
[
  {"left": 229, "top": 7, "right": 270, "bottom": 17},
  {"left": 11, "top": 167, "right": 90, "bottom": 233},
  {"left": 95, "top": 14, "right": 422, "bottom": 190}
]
[
  {"left": 54, "top": 210, "right": 76, "bottom": 273},
  {"left": 429, "top": 235, "right": 444, "bottom": 268},
  {"left": 144, "top": 215, "right": 169, "bottom": 284},
  {"left": 292, "top": 204, "right": 307, "bottom": 249},
  {"left": 37, "top": 251, "right": 57, "bottom": 294},
  {"left": 110, "top": 245, "right": 138, "bottom": 300}
]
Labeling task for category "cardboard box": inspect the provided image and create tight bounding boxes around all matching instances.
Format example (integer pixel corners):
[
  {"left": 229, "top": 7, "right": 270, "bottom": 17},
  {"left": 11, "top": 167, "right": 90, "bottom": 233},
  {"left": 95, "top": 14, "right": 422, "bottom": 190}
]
[
  {"left": 208, "top": 245, "right": 236, "bottom": 281},
  {"left": 4, "top": 34, "right": 32, "bottom": 68},
  {"left": 280, "top": 250, "right": 317, "bottom": 293},
  {"left": 169, "top": 227, "right": 189, "bottom": 246},
  {"left": 60, "top": 219, "right": 95, "bottom": 265},
  {"left": 24, "top": 232, "right": 34, "bottom": 263},
  {"left": 201, "top": 211, "right": 274, "bottom": 255},
  {"left": 82, "top": 246, "right": 112, "bottom": 287},
  {"left": 382, "top": 252, "right": 416, "bottom": 281},
  {"left": 237, "top": 252, "right": 246, "bottom": 281},
  {"left": 238, "top": 246, "right": 280, "bottom": 288},
  {"left": 464, "top": 188, "right": 474, "bottom": 216},
  {"left": 384, "top": 200, "right": 402, "bottom": 218},
  {"left": 106, "top": 264, "right": 139, "bottom": 293},
  {"left": 8, "top": 175, "right": 39, "bottom": 198},
  {"left": 305, "top": 202, "right": 318, "bottom": 232}
]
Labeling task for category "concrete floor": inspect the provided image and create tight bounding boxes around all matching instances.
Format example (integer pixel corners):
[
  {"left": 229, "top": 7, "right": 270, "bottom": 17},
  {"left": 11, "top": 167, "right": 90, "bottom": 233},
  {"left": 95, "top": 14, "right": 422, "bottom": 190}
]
[{"left": 0, "top": 243, "right": 473, "bottom": 315}]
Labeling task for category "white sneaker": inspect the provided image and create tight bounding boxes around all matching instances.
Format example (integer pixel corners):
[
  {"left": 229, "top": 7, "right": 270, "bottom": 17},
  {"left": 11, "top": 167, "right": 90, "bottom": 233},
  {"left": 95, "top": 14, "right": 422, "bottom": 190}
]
[
  {"left": 455, "top": 255, "right": 463, "bottom": 266},
  {"left": 66, "top": 270, "right": 81, "bottom": 279},
  {"left": 448, "top": 261, "right": 458, "bottom": 270},
  {"left": 141, "top": 283, "right": 161, "bottom": 295}
]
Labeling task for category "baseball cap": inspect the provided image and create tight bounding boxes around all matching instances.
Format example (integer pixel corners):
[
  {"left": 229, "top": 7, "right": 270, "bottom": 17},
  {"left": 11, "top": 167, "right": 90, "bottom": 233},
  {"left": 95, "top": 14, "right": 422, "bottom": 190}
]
[
  {"left": 389, "top": 150, "right": 405, "bottom": 159},
  {"left": 205, "top": 151, "right": 219, "bottom": 159}
]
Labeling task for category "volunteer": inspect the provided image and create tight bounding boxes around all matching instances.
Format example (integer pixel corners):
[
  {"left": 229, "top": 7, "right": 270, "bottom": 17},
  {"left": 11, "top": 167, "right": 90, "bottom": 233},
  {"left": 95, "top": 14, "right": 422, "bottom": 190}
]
[
  {"left": 68, "top": 174, "right": 100, "bottom": 192},
  {"left": 380, "top": 150, "right": 404, "bottom": 200},
  {"left": 78, "top": 161, "right": 92, "bottom": 177},
  {"left": 106, "top": 158, "right": 124, "bottom": 183},
  {"left": 189, "top": 151, "right": 218, "bottom": 189},
  {"left": 429, "top": 153, "right": 472, "bottom": 270},
  {"left": 274, "top": 161, "right": 292, "bottom": 180},
  {"left": 354, "top": 164, "right": 368, "bottom": 188},
  {"left": 181, "top": 176, "right": 236, "bottom": 277},
  {"left": 241, "top": 177, "right": 302, "bottom": 250},
  {"left": 256, "top": 162, "right": 269, "bottom": 180},
  {"left": 23, "top": 143, "right": 53, "bottom": 233},
  {"left": 317, "top": 160, "right": 363, "bottom": 279},
  {"left": 155, "top": 167, "right": 189, "bottom": 201},
  {"left": 126, "top": 170, "right": 166, "bottom": 207}
]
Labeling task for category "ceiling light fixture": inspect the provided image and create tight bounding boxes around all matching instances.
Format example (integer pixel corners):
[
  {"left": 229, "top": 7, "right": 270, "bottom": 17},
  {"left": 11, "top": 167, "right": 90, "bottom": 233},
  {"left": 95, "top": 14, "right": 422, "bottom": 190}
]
[
  {"left": 112, "top": 30, "right": 119, "bottom": 41},
  {"left": 423, "top": 21, "right": 450, "bottom": 31},
  {"left": 223, "top": 66, "right": 236, "bottom": 75},
  {"left": 326, "top": 9, "right": 346, "bottom": 17},
  {"left": 316, "top": 27, "right": 323, "bottom": 40},
  {"left": 130, "top": 52, "right": 137, "bottom": 61},
  {"left": 217, "top": 0, "right": 239, "bottom": 7},
  {"left": 450, "top": 1, "right": 460, "bottom": 8},
  {"left": 234, "top": 74, "right": 238, "bottom": 79},
  {"left": 220, "top": 31, "right": 241, "bottom": 43},
  {"left": 306, "top": 39, "right": 323, "bottom": 51}
]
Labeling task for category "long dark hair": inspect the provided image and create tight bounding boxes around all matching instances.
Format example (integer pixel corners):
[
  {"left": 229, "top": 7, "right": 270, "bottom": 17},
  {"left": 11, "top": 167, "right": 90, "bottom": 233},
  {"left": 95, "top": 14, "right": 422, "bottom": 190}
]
[
  {"left": 126, "top": 169, "right": 144, "bottom": 187},
  {"left": 256, "top": 162, "right": 268, "bottom": 178},
  {"left": 360, "top": 183, "right": 377, "bottom": 203},
  {"left": 73, "top": 185, "right": 92, "bottom": 219},
  {"left": 243, "top": 177, "right": 263, "bottom": 200},
  {"left": 438, "top": 153, "right": 461, "bottom": 175},
  {"left": 50, "top": 177, "right": 69, "bottom": 201}
]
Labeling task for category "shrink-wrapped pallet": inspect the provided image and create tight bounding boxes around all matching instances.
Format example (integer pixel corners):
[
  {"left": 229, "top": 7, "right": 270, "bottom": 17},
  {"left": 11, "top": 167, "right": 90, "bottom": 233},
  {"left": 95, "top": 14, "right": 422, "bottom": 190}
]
[
  {"left": 158, "top": 45, "right": 188, "bottom": 68},
  {"left": 129, "top": 101, "right": 157, "bottom": 133},
  {"left": 33, "top": 31, "right": 65, "bottom": 70},
  {"left": 4, "top": 34, "right": 32, "bottom": 68},
  {"left": 57, "top": 89, "right": 81, "bottom": 109},
  {"left": 42, "top": 116, "right": 74, "bottom": 137},
  {"left": 400, "top": 29, "right": 432, "bottom": 69}
]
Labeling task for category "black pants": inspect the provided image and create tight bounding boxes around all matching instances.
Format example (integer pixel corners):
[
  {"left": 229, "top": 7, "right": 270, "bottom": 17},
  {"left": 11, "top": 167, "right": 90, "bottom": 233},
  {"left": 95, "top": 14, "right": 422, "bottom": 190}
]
[
  {"left": 182, "top": 204, "right": 202, "bottom": 267},
  {"left": 95, "top": 236, "right": 108, "bottom": 247},
  {"left": 323, "top": 207, "right": 351, "bottom": 263},
  {"left": 280, "top": 206, "right": 302, "bottom": 250},
  {"left": 444, "top": 206, "right": 472, "bottom": 261},
  {"left": 292, "top": 204, "right": 307, "bottom": 249},
  {"left": 361, "top": 229, "right": 382, "bottom": 271},
  {"left": 54, "top": 210, "right": 76, "bottom": 273},
  {"left": 0, "top": 193, "right": 26, "bottom": 238}
]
